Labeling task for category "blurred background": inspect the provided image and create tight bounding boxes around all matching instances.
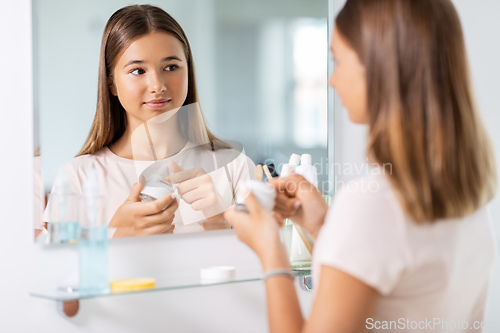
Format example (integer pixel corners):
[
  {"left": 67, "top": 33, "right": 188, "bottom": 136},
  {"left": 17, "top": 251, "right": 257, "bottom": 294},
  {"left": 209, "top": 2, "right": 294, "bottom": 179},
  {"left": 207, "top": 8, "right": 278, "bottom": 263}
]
[{"left": 33, "top": 0, "right": 329, "bottom": 193}]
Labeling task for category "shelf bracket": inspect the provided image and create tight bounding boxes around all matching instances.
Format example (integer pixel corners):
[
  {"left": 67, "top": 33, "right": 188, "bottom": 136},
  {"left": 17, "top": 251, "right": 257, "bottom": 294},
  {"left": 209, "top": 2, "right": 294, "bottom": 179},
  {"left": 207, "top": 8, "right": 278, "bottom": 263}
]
[{"left": 57, "top": 300, "right": 79, "bottom": 317}]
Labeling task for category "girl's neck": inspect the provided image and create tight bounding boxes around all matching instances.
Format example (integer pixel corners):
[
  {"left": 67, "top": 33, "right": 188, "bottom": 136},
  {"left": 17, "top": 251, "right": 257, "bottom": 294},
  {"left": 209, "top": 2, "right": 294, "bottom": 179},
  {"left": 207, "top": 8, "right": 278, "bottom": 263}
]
[{"left": 109, "top": 113, "right": 187, "bottom": 161}]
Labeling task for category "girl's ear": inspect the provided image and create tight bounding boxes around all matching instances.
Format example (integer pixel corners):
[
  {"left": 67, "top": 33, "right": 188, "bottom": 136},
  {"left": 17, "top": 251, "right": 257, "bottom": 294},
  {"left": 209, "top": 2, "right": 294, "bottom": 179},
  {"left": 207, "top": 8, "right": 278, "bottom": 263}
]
[{"left": 108, "top": 77, "right": 117, "bottom": 96}]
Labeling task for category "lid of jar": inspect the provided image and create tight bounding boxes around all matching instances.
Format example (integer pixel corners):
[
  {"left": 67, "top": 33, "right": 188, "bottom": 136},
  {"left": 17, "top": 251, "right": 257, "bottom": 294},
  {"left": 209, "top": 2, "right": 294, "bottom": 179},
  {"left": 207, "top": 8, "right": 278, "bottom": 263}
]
[{"left": 140, "top": 185, "right": 173, "bottom": 200}]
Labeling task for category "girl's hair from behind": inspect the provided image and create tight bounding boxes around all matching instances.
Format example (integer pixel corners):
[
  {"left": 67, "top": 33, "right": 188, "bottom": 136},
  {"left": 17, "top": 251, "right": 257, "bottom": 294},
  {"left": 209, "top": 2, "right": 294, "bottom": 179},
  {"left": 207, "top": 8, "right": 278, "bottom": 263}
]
[
  {"left": 78, "top": 5, "right": 224, "bottom": 157},
  {"left": 336, "top": 0, "right": 497, "bottom": 222}
]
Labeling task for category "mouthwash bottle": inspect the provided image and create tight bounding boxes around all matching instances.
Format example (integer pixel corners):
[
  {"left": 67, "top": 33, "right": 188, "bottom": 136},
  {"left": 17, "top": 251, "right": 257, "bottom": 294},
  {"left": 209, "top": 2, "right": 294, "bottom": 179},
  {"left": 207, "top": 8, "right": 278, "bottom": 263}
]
[{"left": 79, "top": 168, "right": 109, "bottom": 295}]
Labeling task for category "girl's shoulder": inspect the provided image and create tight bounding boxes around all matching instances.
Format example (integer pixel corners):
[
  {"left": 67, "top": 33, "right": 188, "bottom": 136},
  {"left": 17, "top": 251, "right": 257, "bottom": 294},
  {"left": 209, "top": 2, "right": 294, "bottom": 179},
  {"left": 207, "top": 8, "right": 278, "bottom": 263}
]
[
  {"left": 326, "top": 172, "right": 407, "bottom": 241},
  {"left": 64, "top": 147, "right": 106, "bottom": 165},
  {"left": 62, "top": 147, "right": 131, "bottom": 174},
  {"left": 333, "top": 172, "right": 397, "bottom": 209},
  {"left": 315, "top": 172, "right": 412, "bottom": 295}
]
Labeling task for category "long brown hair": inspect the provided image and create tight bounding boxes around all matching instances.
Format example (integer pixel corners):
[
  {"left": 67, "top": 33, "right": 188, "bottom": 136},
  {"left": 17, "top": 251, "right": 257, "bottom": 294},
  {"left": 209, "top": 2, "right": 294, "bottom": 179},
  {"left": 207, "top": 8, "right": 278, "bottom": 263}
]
[
  {"left": 336, "top": 0, "right": 497, "bottom": 222},
  {"left": 78, "top": 5, "right": 222, "bottom": 156}
]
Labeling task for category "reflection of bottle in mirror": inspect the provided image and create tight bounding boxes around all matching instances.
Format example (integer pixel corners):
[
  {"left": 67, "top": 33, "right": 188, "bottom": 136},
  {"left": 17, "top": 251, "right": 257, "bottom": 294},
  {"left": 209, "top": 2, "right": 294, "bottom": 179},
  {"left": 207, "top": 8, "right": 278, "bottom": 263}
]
[
  {"left": 48, "top": 168, "right": 78, "bottom": 243},
  {"left": 139, "top": 173, "right": 174, "bottom": 203},
  {"left": 284, "top": 154, "right": 318, "bottom": 269},
  {"left": 235, "top": 180, "right": 276, "bottom": 212},
  {"left": 79, "top": 168, "right": 109, "bottom": 295},
  {"left": 280, "top": 154, "right": 301, "bottom": 177},
  {"left": 288, "top": 221, "right": 312, "bottom": 268},
  {"left": 139, "top": 160, "right": 174, "bottom": 203},
  {"left": 295, "top": 154, "right": 318, "bottom": 188}
]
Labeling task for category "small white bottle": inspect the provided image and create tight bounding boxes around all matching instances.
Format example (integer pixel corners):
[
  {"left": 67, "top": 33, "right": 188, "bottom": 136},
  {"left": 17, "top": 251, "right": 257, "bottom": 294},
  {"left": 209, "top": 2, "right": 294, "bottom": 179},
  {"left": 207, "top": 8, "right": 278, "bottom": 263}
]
[
  {"left": 235, "top": 180, "right": 276, "bottom": 212},
  {"left": 295, "top": 154, "right": 318, "bottom": 188},
  {"left": 280, "top": 153, "right": 301, "bottom": 178}
]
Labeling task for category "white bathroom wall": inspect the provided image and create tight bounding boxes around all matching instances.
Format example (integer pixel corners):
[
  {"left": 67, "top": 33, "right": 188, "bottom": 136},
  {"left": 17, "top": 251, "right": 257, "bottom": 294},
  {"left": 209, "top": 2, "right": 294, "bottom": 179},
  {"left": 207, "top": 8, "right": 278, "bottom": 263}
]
[
  {"left": 453, "top": 0, "right": 500, "bottom": 242},
  {"left": 333, "top": 0, "right": 500, "bottom": 330},
  {"left": 453, "top": 0, "right": 500, "bottom": 327},
  {"left": 0, "top": 1, "right": 313, "bottom": 332}
]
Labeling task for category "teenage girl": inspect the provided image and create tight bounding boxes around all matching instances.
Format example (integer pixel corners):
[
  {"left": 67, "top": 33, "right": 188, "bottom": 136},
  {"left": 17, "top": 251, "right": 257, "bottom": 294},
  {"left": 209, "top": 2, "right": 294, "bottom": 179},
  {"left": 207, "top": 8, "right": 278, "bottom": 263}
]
[
  {"left": 225, "top": 0, "right": 497, "bottom": 332},
  {"left": 44, "top": 5, "right": 254, "bottom": 237}
]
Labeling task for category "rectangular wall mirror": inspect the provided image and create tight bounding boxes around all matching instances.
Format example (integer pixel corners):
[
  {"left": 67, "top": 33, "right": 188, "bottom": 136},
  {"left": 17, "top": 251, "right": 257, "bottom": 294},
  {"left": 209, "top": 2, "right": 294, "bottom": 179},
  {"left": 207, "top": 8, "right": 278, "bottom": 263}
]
[{"left": 33, "top": 0, "right": 333, "bottom": 244}]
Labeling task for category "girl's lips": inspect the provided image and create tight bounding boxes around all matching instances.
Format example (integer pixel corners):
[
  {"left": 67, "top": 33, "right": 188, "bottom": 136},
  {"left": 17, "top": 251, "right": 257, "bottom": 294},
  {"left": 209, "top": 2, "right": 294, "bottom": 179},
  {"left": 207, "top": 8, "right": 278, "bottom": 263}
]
[{"left": 144, "top": 99, "right": 170, "bottom": 108}]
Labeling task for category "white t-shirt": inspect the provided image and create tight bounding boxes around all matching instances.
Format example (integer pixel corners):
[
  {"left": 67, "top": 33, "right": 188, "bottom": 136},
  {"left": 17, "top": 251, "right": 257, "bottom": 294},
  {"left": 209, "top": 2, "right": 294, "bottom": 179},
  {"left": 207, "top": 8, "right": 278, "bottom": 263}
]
[
  {"left": 43, "top": 142, "right": 255, "bottom": 235},
  {"left": 313, "top": 173, "right": 495, "bottom": 332}
]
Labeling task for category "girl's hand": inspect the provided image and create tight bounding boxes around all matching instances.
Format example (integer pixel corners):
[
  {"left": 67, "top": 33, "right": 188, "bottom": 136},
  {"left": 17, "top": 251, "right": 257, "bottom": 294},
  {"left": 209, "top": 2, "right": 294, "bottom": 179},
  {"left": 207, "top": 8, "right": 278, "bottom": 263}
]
[
  {"left": 224, "top": 191, "right": 289, "bottom": 271},
  {"left": 167, "top": 161, "right": 228, "bottom": 226},
  {"left": 109, "top": 182, "right": 178, "bottom": 237},
  {"left": 268, "top": 174, "right": 328, "bottom": 240}
]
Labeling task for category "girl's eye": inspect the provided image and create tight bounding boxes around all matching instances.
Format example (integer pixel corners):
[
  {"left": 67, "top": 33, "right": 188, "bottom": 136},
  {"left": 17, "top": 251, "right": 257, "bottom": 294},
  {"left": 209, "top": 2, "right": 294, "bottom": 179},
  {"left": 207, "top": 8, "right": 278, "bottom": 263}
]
[
  {"left": 131, "top": 68, "right": 145, "bottom": 75},
  {"left": 164, "top": 65, "right": 178, "bottom": 71}
]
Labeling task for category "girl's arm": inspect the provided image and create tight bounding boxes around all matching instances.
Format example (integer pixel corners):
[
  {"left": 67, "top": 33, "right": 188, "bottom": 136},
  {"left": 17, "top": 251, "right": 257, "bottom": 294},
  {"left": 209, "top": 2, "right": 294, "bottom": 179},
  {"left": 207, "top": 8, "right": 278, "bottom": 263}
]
[
  {"left": 304, "top": 266, "right": 378, "bottom": 333},
  {"left": 225, "top": 192, "right": 379, "bottom": 333},
  {"left": 260, "top": 239, "right": 378, "bottom": 333},
  {"left": 260, "top": 243, "right": 304, "bottom": 333},
  {"left": 262, "top": 268, "right": 378, "bottom": 333}
]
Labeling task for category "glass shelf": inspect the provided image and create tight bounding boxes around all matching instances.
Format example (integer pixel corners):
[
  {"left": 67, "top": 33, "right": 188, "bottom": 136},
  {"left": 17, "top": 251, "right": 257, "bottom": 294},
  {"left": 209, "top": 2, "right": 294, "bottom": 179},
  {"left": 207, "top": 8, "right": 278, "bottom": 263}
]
[{"left": 30, "top": 268, "right": 311, "bottom": 302}]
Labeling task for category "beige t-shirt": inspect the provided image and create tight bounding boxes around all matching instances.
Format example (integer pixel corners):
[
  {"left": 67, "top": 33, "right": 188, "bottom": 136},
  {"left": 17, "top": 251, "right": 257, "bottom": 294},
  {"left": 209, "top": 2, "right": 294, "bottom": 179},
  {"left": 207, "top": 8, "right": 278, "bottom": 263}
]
[
  {"left": 313, "top": 173, "right": 495, "bottom": 332},
  {"left": 43, "top": 142, "right": 255, "bottom": 235}
]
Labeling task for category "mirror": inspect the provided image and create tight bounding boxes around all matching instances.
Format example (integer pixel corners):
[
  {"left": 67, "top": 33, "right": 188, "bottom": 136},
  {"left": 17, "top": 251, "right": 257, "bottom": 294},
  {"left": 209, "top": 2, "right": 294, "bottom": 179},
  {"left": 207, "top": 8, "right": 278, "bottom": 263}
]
[{"left": 33, "top": 0, "right": 330, "bottom": 244}]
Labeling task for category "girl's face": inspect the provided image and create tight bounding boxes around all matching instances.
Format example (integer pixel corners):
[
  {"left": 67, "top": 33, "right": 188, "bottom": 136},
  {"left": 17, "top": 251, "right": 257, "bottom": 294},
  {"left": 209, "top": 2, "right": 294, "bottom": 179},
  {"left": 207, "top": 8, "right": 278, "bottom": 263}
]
[
  {"left": 110, "top": 31, "right": 189, "bottom": 126},
  {"left": 329, "top": 26, "right": 368, "bottom": 124}
]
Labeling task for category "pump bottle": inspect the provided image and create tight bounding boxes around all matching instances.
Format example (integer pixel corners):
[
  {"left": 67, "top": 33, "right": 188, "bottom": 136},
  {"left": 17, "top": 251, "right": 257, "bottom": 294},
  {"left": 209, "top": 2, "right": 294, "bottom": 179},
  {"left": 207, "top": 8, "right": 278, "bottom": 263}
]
[
  {"left": 79, "top": 168, "right": 109, "bottom": 295},
  {"left": 295, "top": 154, "right": 318, "bottom": 188},
  {"left": 280, "top": 153, "right": 301, "bottom": 178}
]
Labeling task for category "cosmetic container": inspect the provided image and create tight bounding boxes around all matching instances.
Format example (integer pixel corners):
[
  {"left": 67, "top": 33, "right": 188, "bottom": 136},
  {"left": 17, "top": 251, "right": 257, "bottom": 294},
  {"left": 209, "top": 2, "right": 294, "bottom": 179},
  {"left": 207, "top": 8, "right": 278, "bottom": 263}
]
[
  {"left": 110, "top": 278, "right": 156, "bottom": 292},
  {"left": 281, "top": 219, "right": 312, "bottom": 269},
  {"left": 47, "top": 195, "right": 78, "bottom": 244},
  {"left": 139, "top": 173, "right": 174, "bottom": 202},
  {"left": 78, "top": 168, "right": 109, "bottom": 295},
  {"left": 282, "top": 154, "right": 319, "bottom": 268},
  {"left": 47, "top": 168, "right": 78, "bottom": 243},
  {"left": 280, "top": 154, "right": 301, "bottom": 177},
  {"left": 139, "top": 161, "right": 174, "bottom": 202},
  {"left": 200, "top": 266, "right": 236, "bottom": 284},
  {"left": 295, "top": 154, "right": 318, "bottom": 187},
  {"left": 287, "top": 220, "right": 312, "bottom": 268},
  {"left": 235, "top": 180, "right": 276, "bottom": 212}
]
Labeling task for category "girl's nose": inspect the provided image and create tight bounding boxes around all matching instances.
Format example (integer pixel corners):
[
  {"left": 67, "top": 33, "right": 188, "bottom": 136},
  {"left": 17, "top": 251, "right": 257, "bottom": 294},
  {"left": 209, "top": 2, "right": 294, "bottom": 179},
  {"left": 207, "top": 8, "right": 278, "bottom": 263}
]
[{"left": 150, "top": 71, "right": 166, "bottom": 94}]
